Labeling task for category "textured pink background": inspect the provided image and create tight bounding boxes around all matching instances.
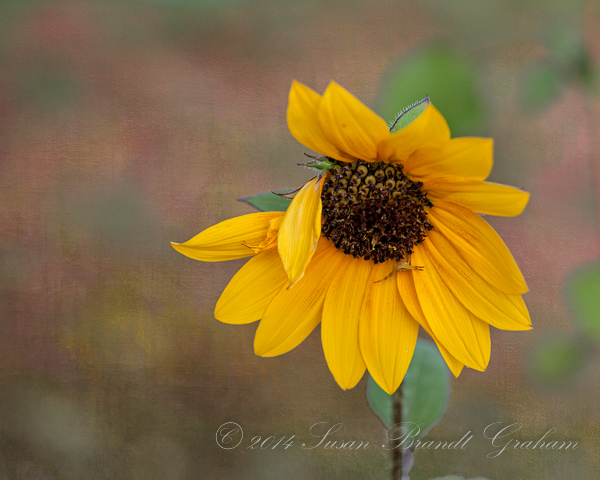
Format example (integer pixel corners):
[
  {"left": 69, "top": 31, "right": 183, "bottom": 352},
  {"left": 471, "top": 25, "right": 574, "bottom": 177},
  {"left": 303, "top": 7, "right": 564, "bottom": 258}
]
[{"left": 1, "top": 1, "right": 599, "bottom": 478}]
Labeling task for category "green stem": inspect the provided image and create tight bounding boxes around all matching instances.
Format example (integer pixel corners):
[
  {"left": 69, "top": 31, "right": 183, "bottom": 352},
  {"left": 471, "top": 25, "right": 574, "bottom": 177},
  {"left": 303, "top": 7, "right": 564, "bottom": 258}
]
[{"left": 391, "top": 383, "right": 403, "bottom": 480}]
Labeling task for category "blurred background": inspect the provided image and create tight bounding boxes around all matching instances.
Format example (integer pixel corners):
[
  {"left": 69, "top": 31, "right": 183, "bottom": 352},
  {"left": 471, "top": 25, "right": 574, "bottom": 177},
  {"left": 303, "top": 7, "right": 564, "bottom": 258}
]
[{"left": 1, "top": 0, "right": 600, "bottom": 478}]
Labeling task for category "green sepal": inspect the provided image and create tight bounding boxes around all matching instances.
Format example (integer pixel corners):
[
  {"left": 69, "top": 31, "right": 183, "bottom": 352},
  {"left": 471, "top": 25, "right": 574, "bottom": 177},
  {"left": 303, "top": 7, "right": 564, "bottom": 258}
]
[{"left": 299, "top": 156, "right": 334, "bottom": 173}]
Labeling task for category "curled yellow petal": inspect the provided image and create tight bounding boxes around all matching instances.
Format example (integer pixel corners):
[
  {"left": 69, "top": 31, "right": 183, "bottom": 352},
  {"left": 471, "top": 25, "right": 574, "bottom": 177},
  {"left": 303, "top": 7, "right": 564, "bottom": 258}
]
[
  {"left": 171, "top": 212, "right": 284, "bottom": 262},
  {"left": 378, "top": 103, "right": 450, "bottom": 163},
  {"left": 359, "top": 262, "right": 419, "bottom": 395},
  {"left": 278, "top": 176, "right": 326, "bottom": 288},
  {"left": 317, "top": 81, "right": 389, "bottom": 161},
  {"left": 403, "top": 137, "right": 493, "bottom": 181},
  {"left": 397, "top": 271, "right": 464, "bottom": 377},
  {"left": 428, "top": 201, "right": 528, "bottom": 294},
  {"left": 424, "top": 230, "right": 531, "bottom": 331},
  {"left": 412, "top": 245, "right": 491, "bottom": 371},
  {"left": 425, "top": 176, "right": 530, "bottom": 217},
  {"left": 322, "top": 256, "right": 372, "bottom": 390},
  {"left": 215, "top": 247, "right": 288, "bottom": 324},
  {"left": 287, "top": 81, "right": 352, "bottom": 162},
  {"left": 244, "top": 215, "right": 282, "bottom": 254},
  {"left": 254, "top": 239, "right": 344, "bottom": 357}
]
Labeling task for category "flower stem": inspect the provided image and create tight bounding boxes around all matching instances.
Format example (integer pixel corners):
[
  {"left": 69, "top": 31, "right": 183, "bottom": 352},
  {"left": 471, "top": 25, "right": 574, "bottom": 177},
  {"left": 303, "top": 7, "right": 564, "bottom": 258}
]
[{"left": 391, "top": 382, "right": 403, "bottom": 480}]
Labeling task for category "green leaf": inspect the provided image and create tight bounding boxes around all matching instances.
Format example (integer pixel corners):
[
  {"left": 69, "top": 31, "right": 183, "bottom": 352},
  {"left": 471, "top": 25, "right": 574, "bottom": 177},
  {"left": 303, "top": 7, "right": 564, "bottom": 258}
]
[
  {"left": 238, "top": 190, "right": 291, "bottom": 212},
  {"left": 520, "top": 63, "right": 564, "bottom": 110},
  {"left": 529, "top": 336, "right": 587, "bottom": 386},
  {"left": 389, "top": 96, "right": 430, "bottom": 134},
  {"left": 378, "top": 46, "right": 486, "bottom": 136},
  {"left": 366, "top": 375, "right": 393, "bottom": 428},
  {"left": 567, "top": 263, "right": 600, "bottom": 343},
  {"left": 367, "top": 339, "right": 450, "bottom": 439}
]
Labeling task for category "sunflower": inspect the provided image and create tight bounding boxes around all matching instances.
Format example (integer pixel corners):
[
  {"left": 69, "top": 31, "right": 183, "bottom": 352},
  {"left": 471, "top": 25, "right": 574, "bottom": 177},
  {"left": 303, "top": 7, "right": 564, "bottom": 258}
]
[{"left": 172, "top": 81, "right": 531, "bottom": 395}]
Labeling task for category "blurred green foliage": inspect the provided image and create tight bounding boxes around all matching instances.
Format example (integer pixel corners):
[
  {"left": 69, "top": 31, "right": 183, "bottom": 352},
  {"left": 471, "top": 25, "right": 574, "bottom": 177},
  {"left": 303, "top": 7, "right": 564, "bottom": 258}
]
[
  {"left": 529, "top": 336, "right": 587, "bottom": 387},
  {"left": 529, "top": 263, "right": 600, "bottom": 387},
  {"left": 65, "top": 184, "right": 160, "bottom": 251},
  {"left": 133, "top": 0, "right": 255, "bottom": 5},
  {"left": 378, "top": 47, "right": 486, "bottom": 136},
  {"left": 520, "top": 25, "right": 597, "bottom": 110},
  {"left": 521, "top": 64, "right": 563, "bottom": 110},
  {"left": 19, "top": 67, "right": 82, "bottom": 112},
  {"left": 431, "top": 477, "right": 488, "bottom": 480},
  {"left": 567, "top": 263, "right": 600, "bottom": 342}
]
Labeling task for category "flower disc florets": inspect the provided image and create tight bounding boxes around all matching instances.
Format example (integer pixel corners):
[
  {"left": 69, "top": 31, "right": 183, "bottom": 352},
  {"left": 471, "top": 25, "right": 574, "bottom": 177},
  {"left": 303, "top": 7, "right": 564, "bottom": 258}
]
[{"left": 321, "top": 159, "right": 433, "bottom": 264}]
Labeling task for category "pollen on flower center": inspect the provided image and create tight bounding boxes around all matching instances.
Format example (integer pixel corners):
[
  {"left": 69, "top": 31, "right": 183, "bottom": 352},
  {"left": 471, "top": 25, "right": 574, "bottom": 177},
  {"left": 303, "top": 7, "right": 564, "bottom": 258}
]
[{"left": 320, "top": 159, "right": 434, "bottom": 264}]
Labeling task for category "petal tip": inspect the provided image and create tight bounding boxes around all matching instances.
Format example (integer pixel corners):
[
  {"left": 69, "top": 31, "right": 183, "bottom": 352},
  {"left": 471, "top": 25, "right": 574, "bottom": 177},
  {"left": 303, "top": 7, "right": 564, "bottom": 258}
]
[
  {"left": 253, "top": 342, "right": 267, "bottom": 357},
  {"left": 254, "top": 342, "right": 277, "bottom": 358},
  {"left": 381, "top": 383, "right": 396, "bottom": 396}
]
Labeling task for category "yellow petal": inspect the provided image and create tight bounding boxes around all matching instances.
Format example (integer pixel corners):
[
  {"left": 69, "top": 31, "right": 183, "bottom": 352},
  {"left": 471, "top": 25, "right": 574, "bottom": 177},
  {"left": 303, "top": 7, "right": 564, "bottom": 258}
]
[
  {"left": 287, "top": 81, "right": 353, "bottom": 162},
  {"left": 359, "top": 262, "right": 419, "bottom": 395},
  {"left": 278, "top": 176, "right": 325, "bottom": 288},
  {"left": 424, "top": 176, "right": 529, "bottom": 217},
  {"left": 403, "top": 138, "right": 493, "bottom": 181},
  {"left": 254, "top": 239, "right": 345, "bottom": 357},
  {"left": 428, "top": 201, "right": 528, "bottom": 294},
  {"left": 317, "top": 81, "right": 389, "bottom": 161},
  {"left": 215, "top": 248, "right": 288, "bottom": 324},
  {"left": 322, "top": 256, "right": 372, "bottom": 390},
  {"left": 378, "top": 104, "right": 450, "bottom": 163},
  {"left": 171, "top": 212, "right": 284, "bottom": 262},
  {"left": 412, "top": 245, "right": 491, "bottom": 371},
  {"left": 424, "top": 230, "right": 531, "bottom": 331},
  {"left": 397, "top": 271, "right": 464, "bottom": 377}
]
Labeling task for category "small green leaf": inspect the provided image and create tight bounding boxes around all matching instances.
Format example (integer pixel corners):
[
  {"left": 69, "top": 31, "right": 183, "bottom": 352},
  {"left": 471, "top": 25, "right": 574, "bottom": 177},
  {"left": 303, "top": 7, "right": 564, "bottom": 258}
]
[
  {"left": 389, "top": 96, "right": 430, "bottom": 134},
  {"left": 529, "top": 336, "right": 587, "bottom": 386},
  {"left": 520, "top": 63, "right": 563, "bottom": 110},
  {"left": 367, "top": 339, "right": 450, "bottom": 439},
  {"left": 567, "top": 263, "right": 600, "bottom": 342},
  {"left": 238, "top": 190, "right": 291, "bottom": 212}
]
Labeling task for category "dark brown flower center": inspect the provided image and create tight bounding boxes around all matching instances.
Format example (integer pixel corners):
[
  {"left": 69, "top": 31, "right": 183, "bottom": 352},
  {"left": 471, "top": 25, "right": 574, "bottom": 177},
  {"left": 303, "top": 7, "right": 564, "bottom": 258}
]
[{"left": 320, "top": 159, "right": 433, "bottom": 264}]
